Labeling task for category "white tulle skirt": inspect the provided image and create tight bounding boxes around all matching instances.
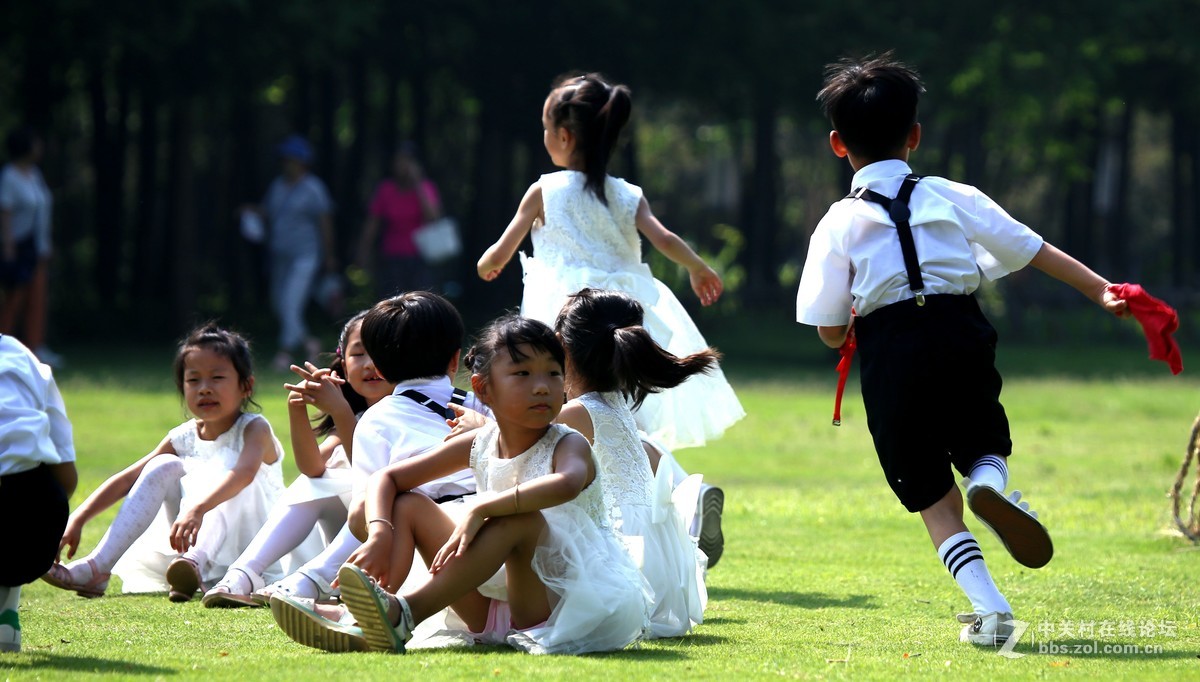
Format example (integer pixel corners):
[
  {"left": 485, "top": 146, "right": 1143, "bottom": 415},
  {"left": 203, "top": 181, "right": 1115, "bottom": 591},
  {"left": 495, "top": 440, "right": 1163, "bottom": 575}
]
[{"left": 521, "top": 254, "right": 744, "bottom": 450}]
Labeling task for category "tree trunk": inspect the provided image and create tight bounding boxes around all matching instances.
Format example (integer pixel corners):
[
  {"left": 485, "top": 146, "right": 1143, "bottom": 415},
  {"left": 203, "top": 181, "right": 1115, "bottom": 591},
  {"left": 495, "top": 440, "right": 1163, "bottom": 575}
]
[
  {"left": 88, "top": 60, "right": 121, "bottom": 303},
  {"left": 166, "top": 98, "right": 197, "bottom": 331},
  {"left": 745, "top": 90, "right": 779, "bottom": 303},
  {"left": 131, "top": 78, "right": 161, "bottom": 312}
]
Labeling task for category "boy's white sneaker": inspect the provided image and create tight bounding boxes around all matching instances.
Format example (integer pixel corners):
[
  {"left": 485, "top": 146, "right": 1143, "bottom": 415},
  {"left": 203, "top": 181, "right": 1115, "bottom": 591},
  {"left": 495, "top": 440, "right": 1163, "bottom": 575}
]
[
  {"left": 958, "top": 611, "right": 1015, "bottom": 646},
  {"left": 0, "top": 609, "right": 19, "bottom": 653},
  {"left": 966, "top": 485, "right": 1053, "bottom": 569}
]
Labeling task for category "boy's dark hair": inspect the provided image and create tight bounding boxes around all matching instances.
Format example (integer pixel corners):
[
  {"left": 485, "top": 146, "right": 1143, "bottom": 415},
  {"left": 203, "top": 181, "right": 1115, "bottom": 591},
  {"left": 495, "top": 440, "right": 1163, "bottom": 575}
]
[
  {"left": 546, "top": 72, "right": 632, "bottom": 205},
  {"left": 360, "top": 291, "right": 464, "bottom": 383},
  {"left": 464, "top": 314, "right": 565, "bottom": 378},
  {"left": 313, "top": 311, "right": 370, "bottom": 438},
  {"left": 6, "top": 127, "right": 37, "bottom": 160},
  {"left": 554, "top": 288, "right": 718, "bottom": 409},
  {"left": 816, "top": 52, "right": 924, "bottom": 162},
  {"left": 173, "top": 322, "right": 259, "bottom": 412}
]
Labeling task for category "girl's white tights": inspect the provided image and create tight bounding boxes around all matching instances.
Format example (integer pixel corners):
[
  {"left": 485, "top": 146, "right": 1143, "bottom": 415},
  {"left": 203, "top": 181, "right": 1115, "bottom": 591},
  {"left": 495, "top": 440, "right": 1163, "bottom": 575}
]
[
  {"left": 68, "top": 455, "right": 186, "bottom": 582},
  {"left": 233, "top": 496, "right": 346, "bottom": 579}
]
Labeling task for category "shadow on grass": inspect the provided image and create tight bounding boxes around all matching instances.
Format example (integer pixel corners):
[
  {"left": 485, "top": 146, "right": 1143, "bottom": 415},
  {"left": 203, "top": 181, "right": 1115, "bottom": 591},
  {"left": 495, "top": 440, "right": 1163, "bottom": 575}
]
[
  {"left": 2, "top": 651, "right": 176, "bottom": 675},
  {"left": 1017, "top": 638, "right": 1200, "bottom": 662},
  {"left": 708, "top": 587, "right": 879, "bottom": 610}
]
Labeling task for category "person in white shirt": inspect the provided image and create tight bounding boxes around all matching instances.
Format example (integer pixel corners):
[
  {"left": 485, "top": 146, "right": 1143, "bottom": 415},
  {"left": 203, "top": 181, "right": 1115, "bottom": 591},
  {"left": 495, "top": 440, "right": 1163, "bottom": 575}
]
[
  {"left": 0, "top": 334, "right": 77, "bottom": 653},
  {"left": 796, "top": 53, "right": 1128, "bottom": 648},
  {"left": 258, "top": 291, "right": 485, "bottom": 614}
]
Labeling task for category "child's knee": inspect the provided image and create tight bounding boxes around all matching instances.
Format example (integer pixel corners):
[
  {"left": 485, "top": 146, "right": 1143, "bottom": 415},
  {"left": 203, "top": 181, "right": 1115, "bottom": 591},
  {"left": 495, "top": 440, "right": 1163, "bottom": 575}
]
[
  {"left": 346, "top": 497, "right": 367, "bottom": 540},
  {"left": 142, "top": 454, "right": 185, "bottom": 481}
]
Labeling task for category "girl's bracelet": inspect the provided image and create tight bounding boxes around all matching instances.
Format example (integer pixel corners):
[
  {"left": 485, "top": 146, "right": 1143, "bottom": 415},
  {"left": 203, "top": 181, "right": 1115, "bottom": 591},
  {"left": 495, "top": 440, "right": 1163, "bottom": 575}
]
[{"left": 367, "top": 518, "right": 395, "bottom": 532}]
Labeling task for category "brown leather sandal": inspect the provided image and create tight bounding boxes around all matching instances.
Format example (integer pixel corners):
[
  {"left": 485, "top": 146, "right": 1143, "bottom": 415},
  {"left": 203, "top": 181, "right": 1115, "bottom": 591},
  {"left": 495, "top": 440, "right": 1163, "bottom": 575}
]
[{"left": 42, "top": 559, "right": 109, "bottom": 598}]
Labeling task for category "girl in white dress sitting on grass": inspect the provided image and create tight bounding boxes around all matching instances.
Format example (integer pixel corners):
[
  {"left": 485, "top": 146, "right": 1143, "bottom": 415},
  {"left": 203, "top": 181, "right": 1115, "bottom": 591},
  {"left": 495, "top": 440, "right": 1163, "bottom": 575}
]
[
  {"left": 43, "top": 324, "right": 285, "bottom": 602},
  {"left": 201, "top": 312, "right": 395, "bottom": 606}
]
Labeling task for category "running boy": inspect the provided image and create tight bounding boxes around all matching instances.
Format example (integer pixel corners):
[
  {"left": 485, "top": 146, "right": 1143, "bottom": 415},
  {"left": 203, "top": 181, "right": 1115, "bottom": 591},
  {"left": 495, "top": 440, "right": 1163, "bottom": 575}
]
[{"left": 795, "top": 53, "right": 1128, "bottom": 646}]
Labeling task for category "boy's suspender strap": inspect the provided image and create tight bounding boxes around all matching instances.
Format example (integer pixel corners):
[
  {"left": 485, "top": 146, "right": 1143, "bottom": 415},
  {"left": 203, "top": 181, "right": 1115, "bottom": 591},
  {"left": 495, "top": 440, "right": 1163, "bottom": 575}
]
[
  {"left": 400, "top": 389, "right": 462, "bottom": 420},
  {"left": 849, "top": 174, "right": 926, "bottom": 305}
]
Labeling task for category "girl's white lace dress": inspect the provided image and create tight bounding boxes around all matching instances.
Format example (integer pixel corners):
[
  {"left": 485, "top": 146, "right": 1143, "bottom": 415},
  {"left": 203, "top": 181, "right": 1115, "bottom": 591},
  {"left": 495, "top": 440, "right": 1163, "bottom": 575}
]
[
  {"left": 577, "top": 391, "right": 706, "bottom": 637},
  {"left": 519, "top": 170, "right": 744, "bottom": 450}
]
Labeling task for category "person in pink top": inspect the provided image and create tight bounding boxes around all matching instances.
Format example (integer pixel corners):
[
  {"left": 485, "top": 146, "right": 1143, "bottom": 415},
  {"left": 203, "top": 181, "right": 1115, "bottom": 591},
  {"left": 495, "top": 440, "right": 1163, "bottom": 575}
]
[{"left": 356, "top": 143, "right": 441, "bottom": 298}]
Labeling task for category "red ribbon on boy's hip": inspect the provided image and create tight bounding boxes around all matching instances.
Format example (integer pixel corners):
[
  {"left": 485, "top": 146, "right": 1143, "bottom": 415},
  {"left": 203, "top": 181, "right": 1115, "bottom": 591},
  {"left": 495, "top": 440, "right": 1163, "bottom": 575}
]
[{"left": 832, "top": 330, "right": 856, "bottom": 426}]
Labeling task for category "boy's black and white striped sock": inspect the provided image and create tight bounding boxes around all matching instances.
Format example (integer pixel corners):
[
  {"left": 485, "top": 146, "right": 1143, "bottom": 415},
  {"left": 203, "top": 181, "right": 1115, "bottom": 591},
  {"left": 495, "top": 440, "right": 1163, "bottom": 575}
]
[
  {"left": 968, "top": 454, "right": 1008, "bottom": 492},
  {"left": 938, "top": 531, "right": 1011, "bottom": 614}
]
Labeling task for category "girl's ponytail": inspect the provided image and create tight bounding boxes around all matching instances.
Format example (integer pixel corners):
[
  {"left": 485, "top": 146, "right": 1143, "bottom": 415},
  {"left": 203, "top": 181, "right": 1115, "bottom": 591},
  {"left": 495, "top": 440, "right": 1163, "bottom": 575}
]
[
  {"left": 610, "top": 326, "right": 718, "bottom": 409},
  {"left": 547, "top": 73, "right": 632, "bottom": 205},
  {"left": 556, "top": 288, "right": 719, "bottom": 408}
]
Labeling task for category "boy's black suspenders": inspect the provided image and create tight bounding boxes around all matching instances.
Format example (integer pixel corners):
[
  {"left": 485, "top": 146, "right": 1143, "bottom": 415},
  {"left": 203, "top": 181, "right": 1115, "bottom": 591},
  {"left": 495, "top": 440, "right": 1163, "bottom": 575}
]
[
  {"left": 400, "top": 387, "right": 468, "bottom": 419},
  {"left": 848, "top": 174, "right": 926, "bottom": 306}
]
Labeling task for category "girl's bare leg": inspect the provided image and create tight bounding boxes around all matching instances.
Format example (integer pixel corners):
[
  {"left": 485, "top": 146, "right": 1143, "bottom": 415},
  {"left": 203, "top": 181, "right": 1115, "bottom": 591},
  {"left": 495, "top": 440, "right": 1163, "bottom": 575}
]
[{"left": 403, "top": 511, "right": 550, "bottom": 630}]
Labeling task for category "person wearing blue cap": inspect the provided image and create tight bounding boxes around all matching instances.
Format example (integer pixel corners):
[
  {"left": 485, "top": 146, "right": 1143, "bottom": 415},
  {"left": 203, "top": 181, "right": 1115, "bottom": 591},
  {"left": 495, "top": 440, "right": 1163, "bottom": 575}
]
[{"left": 243, "top": 135, "right": 336, "bottom": 371}]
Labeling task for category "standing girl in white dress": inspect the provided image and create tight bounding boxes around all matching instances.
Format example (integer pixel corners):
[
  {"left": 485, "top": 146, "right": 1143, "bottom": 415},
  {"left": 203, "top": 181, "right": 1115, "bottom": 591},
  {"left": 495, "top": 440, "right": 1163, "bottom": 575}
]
[
  {"left": 272, "top": 314, "right": 647, "bottom": 654},
  {"left": 201, "top": 312, "right": 396, "bottom": 606},
  {"left": 476, "top": 72, "right": 744, "bottom": 451},
  {"left": 553, "top": 287, "right": 711, "bottom": 637},
  {"left": 42, "top": 324, "right": 285, "bottom": 601}
]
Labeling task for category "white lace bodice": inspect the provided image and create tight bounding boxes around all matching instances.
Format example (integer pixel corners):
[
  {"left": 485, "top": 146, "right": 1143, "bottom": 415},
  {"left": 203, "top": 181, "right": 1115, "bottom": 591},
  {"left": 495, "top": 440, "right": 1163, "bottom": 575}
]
[
  {"left": 168, "top": 412, "right": 284, "bottom": 471},
  {"left": 532, "top": 171, "right": 644, "bottom": 272},
  {"left": 577, "top": 392, "right": 654, "bottom": 510},
  {"left": 469, "top": 422, "right": 609, "bottom": 529}
]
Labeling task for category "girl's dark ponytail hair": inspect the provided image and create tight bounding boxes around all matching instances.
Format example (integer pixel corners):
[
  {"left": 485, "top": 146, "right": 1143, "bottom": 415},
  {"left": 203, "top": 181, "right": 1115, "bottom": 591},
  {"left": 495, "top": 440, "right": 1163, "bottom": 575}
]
[
  {"left": 313, "top": 311, "right": 370, "bottom": 438},
  {"left": 546, "top": 72, "right": 632, "bottom": 205},
  {"left": 555, "top": 288, "right": 718, "bottom": 409}
]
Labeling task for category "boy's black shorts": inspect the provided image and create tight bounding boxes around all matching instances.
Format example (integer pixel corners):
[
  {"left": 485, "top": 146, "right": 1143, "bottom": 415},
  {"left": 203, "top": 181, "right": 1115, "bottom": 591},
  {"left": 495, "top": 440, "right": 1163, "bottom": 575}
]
[
  {"left": 855, "top": 294, "right": 1012, "bottom": 513},
  {"left": 0, "top": 464, "right": 70, "bottom": 586}
]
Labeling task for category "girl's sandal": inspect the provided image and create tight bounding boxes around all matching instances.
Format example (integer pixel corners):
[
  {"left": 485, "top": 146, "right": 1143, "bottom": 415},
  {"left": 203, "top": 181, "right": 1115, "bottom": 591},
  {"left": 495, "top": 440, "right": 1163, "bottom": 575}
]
[{"left": 42, "top": 559, "right": 110, "bottom": 598}]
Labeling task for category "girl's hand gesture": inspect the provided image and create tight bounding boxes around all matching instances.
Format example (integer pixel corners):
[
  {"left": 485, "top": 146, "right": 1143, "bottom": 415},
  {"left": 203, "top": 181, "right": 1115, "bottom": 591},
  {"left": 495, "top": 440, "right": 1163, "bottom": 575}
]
[
  {"left": 430, "top": 509, "right": 485, "bottom": 573},
  {"left": 344, "top": 530, "right": 393, "bottom": 588},
  {"left": 57, "top": 516, "right": 85, "bottom": 562},
  {"left": 688, "top": 264, "right": 724, "bottom": 307},
  {"left": 170, "top": 506, "right": 204, "bottom": 552},
  {"left": 445, "top": 403, "right": 490, "bottom": 440},
  {"left": 284, "top": 362, "right": 348, "bottom": 413}
]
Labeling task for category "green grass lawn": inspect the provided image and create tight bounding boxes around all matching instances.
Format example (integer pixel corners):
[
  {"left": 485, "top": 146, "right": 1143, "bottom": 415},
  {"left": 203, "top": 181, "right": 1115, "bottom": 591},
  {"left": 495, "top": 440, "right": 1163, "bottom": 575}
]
[{"left": 4, "top": 341, "right": 1199, "bottom": 680}]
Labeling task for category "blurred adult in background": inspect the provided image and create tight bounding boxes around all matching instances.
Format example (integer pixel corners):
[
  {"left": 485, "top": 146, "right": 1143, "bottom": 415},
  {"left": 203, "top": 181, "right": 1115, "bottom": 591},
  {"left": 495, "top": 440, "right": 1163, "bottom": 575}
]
[
  {"left": 246, "top": 135, "right": 336, "bottom": 372},
  {"left": 0, "top": 127, "right": 61, "bottom": 367},
  {"left": 355, "top": 142, "right": 441, "bottom": 298}
]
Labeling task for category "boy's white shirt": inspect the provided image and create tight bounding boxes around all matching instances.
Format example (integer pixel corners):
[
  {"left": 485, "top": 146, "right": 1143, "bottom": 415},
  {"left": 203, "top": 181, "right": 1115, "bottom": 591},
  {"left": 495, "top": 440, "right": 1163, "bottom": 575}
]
[
  {"left": 351, "top": 375, "right": 489, "bottom": 498},
  {"left": 0, "top": 335, "right": 75, "bottom": 476},
  {"left": 796, "top": 159, "right": 1044, "bottom": 326}
]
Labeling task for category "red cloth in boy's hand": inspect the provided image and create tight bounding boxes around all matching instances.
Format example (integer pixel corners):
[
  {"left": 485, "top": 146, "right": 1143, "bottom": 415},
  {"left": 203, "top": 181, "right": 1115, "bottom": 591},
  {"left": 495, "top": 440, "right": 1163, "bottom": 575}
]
[
  {"left": 1108, "top": 283, "right": 1183, "bottom": 375},
  {"left": 833, "top": 331, "right": 856, "bottom": 425}
]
